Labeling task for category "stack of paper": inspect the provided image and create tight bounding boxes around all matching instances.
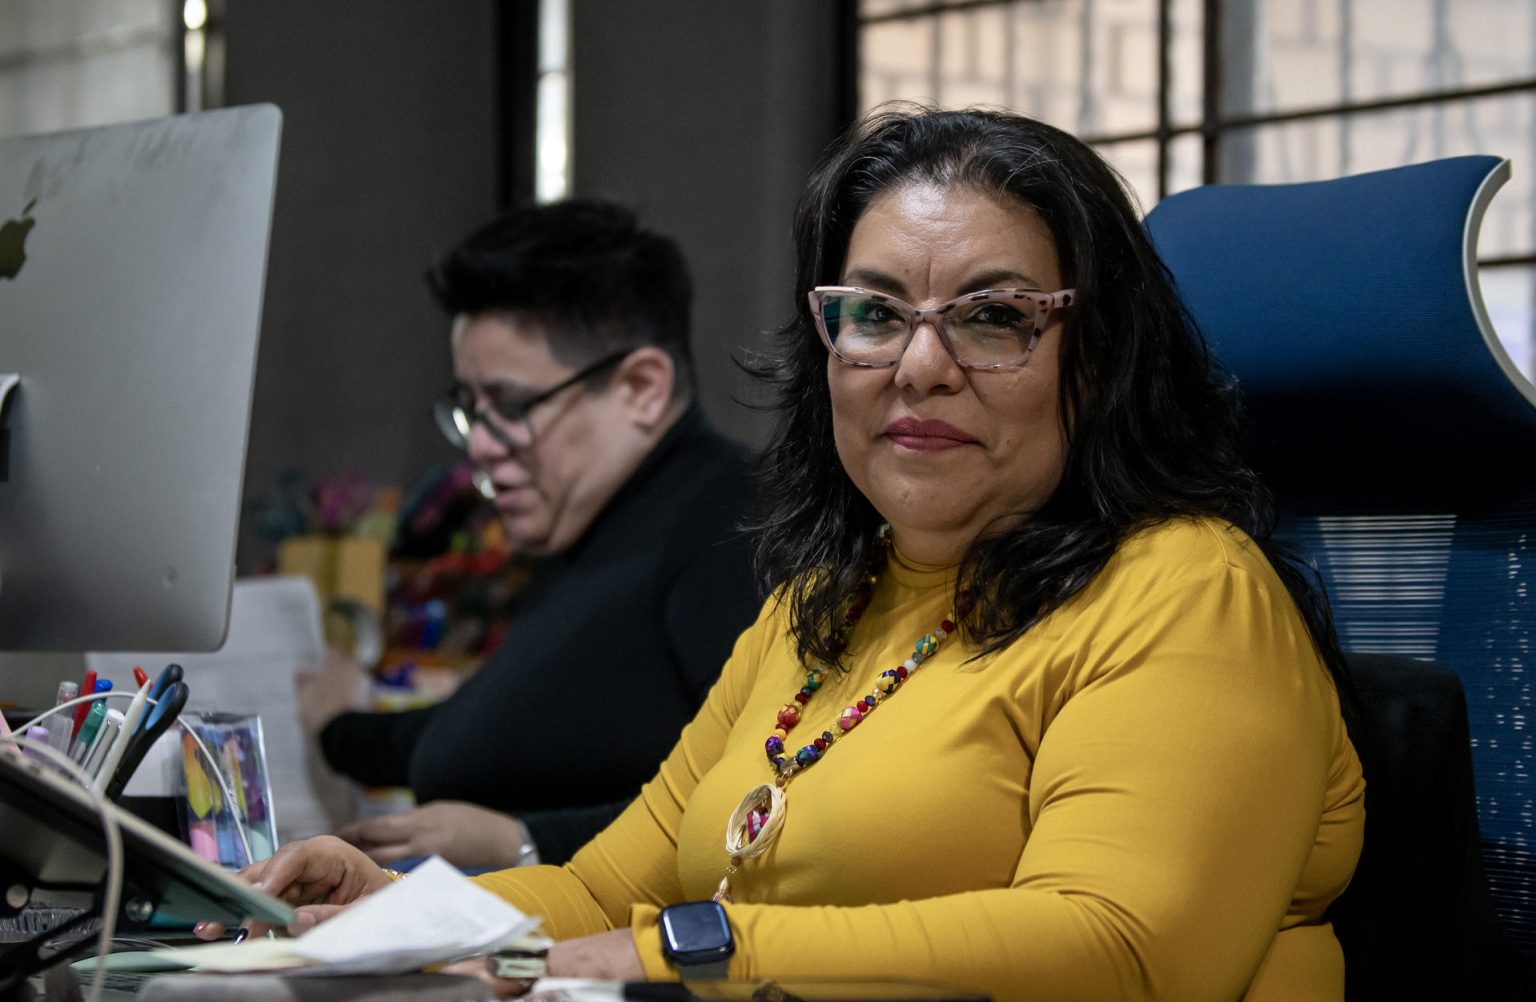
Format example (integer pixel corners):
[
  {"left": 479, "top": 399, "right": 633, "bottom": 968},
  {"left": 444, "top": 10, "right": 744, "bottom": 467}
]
[{"left": 155, "top": 857, "right": 546, "bottom": 977}]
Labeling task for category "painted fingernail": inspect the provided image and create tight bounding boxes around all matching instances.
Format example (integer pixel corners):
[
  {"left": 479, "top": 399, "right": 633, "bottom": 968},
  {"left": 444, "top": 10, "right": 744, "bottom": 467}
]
[{"left": 193, "top": 922, "right": 209, "bottom": 935}]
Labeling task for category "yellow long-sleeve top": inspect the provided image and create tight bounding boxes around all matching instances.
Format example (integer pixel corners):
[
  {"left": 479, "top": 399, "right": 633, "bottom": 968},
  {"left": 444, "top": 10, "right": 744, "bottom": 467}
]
[{"left": 475, "top": 517, "right": 1365, "bottom": 1001}]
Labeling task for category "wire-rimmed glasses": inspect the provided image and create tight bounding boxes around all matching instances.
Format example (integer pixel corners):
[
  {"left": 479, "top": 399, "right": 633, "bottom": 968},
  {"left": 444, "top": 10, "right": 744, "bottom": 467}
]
[
  {"left": 432, "top": 349, "right": 629, "bottom": 453},
  {"left": 808, "top": 286, "right": 1075, "bottom": 370}
]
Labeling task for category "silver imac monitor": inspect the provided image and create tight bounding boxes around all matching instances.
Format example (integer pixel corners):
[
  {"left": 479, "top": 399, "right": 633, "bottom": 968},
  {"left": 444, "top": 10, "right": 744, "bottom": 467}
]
[{"left": 0, "top": 104, "right": 280, "bottom": 652}]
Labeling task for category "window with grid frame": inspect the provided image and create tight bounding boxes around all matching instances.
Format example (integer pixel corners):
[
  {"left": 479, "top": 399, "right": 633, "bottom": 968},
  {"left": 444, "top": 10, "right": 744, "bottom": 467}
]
[{"left": 856, "top": 0, "right": 1536, "bottom": 379}]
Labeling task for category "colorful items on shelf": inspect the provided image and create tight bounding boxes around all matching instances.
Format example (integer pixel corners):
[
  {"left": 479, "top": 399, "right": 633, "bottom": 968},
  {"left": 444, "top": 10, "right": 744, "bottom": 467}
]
[{"left": 249, "top": 462, "right": 529, "bottom": 675}]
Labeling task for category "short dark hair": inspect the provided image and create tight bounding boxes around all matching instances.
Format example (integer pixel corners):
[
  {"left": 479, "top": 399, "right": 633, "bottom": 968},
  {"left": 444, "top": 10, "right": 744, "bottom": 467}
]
[
  {"left": 751, "top": 105, "right": 1343, "bottom": 686},
  {"left": 426, "top": 199, "right": 695, "bottom": 398}
]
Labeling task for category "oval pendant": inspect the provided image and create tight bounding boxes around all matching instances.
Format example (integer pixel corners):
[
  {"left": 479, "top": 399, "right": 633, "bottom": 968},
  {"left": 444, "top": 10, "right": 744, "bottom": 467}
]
[{"left": 725, "top": 782, "right": 786, "bottom": 860}]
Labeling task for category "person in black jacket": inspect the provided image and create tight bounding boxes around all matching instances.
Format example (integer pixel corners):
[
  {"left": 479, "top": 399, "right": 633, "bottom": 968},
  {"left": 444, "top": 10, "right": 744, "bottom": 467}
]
[{"left": 301, "top": 200, "right": 760, "bottom": 868}]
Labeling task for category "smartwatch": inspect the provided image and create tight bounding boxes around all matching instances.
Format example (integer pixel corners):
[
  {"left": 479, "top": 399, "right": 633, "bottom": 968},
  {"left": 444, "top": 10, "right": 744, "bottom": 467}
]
[{"left": 658, "top": 900, "right": 734, "bottom": 979}]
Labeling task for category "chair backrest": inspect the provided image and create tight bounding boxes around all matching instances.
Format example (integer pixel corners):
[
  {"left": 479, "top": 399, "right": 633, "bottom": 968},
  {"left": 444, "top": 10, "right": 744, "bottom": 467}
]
[
  {"left": 1331, "top": 653, "right": 1529, "bottom": 999},
  {"left": 1145, "top": 157, "right": 1536, "bottom": 968}
]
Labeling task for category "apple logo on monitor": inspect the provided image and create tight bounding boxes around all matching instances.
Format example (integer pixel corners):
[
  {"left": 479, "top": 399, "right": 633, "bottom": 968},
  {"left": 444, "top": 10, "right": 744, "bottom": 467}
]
[{"left": 0, "top": 198, "right": 36, "bottom": 280}]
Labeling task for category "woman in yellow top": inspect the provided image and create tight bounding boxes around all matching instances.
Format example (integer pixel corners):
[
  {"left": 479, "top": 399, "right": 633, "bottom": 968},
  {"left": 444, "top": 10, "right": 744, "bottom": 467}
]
[{"left": 227, "top": 107, "right": 1365, "bottom": 1000}]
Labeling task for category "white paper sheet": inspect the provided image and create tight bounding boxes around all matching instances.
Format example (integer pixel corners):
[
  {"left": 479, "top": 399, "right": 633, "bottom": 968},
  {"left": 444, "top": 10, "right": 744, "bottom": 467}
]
[
  {"left": 155, "top": 856, "right": 545, "bottom": 976},
  {"left": 524, "top": 980, "right": 625, "bottom": 1000},
  {"left": 87, "top": 575, "right": 355, "bottom": 840}
]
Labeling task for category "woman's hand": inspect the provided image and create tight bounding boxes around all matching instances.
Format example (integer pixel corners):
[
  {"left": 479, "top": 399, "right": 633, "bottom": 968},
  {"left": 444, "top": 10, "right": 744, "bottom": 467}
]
[
  {"left": 193, "top": 835, "right": 393, "bottom": 939},
  {"left": 546, "top": 929, "right": 645, "bottom": 981},
  {"left": 335, "top": 801, "right": 532, "bottom": 871},
  {"left": 295, "top": 646, "right": 371, "bottom": 738}
]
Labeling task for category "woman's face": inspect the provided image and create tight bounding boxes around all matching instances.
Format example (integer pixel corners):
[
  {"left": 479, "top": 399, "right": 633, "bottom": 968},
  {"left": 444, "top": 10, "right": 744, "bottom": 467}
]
[
  {"left": 828, "top": 182, "right": 1069, "bottom": 564},
  {"left": 452, "top": 312, "right": 640, "bottom": 557}
]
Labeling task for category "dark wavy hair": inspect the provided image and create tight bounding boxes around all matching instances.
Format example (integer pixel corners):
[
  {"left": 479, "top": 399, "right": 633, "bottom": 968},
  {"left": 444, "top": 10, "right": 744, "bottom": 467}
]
[
  {"left": 749, "top": 105, "right": 1344, "bottom": 686},
  {"left": 426, "top": 198, "right": 695, "bottom": 399}
]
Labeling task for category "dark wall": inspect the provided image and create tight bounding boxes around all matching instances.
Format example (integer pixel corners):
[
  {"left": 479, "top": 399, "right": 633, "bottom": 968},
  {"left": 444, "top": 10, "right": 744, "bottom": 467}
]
[
  {"left": 222, "top": 2, "right": 499, "bottom": 566},
  {"left": 570, "top": 0, "right": 846, "bottom": 445},
  {"left": 221, "top": 1, "right": 845, "bottom": 569}
]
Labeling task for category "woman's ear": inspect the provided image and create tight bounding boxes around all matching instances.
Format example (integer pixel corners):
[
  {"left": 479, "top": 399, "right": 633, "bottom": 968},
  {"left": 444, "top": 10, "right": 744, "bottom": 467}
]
[{"left": 612, "top": 346, "right": 677, "bottom": 428}]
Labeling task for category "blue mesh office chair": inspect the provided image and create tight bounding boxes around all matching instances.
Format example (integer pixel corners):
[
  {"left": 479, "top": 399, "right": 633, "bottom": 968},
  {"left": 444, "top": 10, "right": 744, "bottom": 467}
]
[{"left": 1145, "top": 156, "right": 1536, "bottom": 998}]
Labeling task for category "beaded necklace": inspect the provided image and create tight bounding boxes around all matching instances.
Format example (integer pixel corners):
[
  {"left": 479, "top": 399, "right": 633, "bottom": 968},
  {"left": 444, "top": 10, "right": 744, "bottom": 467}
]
[{"left": 714, "top": 536, "right": 970, "bottom": 904}]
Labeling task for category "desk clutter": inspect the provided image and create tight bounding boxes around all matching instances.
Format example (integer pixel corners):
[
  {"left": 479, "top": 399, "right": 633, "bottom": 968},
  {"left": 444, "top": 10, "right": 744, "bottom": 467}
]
[
  {"left": 0, "top": 663, "right": 189, "bottom": 814},
  {"left": 153, "top": 858, "right": 545, "bottom": 977},
  {"left": 129, "top": 980, "right": 989, "bottom": 1001},
  {"left": 129, "top": 971, "right": 494, "bottom": 1000},
  {"left": 0, "top": 576, "right": 346, "bottom": 1001},
  {"left": 0, "top": 667, "right": 274, "bottom": 953},
  {"left": 0, "top": 746, "right": 295, "bottom": 1000}
]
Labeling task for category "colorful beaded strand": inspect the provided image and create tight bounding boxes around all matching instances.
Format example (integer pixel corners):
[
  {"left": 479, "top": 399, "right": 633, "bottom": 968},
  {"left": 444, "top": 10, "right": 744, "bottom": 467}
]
[
  {"left": 766, "top": 609, "right": 961, "bottom": 782},
  {"left": 716, "top": 524, "right": 975, "bottom": 903},
  {"left": 717, "top": 597, "right": 968, "bottom": 903}
]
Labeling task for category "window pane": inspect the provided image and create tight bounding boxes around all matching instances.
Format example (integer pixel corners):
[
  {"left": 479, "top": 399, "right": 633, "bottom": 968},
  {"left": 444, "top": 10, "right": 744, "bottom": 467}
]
[
  {"left": 1165, "top": 132, "right": 1205, "bottom": 197},
  {"left": 933, "top": 4, "right": 1017, "bottom": 111},
  {"left": 1221, "top": 93, "right": 1535, "bottom": 259},
  {"left": 0, "top": 0, "right": 175, "bottom": 136},
  {"left": 1480, "top": 264, "right": 1536, "bottom": 383},
  {"left": 1246, "top": 0, "right": 1536, "bottom": 116},
  {"left": 1091, "top": 139, "right": 1160, "bottom": 213},
  {"left": 1166, "top": 0, "right": 1205, "bottom": 128},
  {"left": 860, "top": 15, "right": 938, "bottom": 109},
  {"left": 859, "top": 0, "right": 1170, "bottom": 138}
]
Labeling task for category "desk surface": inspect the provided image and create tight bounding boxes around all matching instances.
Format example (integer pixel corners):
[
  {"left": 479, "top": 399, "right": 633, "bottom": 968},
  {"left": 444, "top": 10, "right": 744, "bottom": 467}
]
[
  {"left": 40, "top": 971, "right": 991, "bottom": 1002},
  {"left": 45, "top": 970, "right": 492, "bottom": 1001}
]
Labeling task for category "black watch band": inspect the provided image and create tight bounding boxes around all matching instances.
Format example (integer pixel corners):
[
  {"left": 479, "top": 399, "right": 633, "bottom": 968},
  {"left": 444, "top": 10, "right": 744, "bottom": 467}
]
[{"left": 659, "top": 900, "right": 734, "bottom": 980}]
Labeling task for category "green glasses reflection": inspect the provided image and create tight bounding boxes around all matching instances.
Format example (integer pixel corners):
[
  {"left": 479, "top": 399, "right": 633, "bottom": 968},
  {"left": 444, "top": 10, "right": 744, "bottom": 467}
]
[{"left": 809, "top": 286, "right": 1075, "bottom": 370}]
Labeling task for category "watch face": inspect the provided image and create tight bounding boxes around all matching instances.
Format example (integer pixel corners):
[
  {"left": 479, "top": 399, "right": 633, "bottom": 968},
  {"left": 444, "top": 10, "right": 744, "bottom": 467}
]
[{"left": 662, "top": 901, "right": 733, "bottom": 963}]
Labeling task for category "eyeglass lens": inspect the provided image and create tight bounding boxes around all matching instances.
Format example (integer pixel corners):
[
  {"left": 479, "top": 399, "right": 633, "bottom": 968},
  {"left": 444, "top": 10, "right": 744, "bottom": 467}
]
[
  {"left": 432, "top": 350, "right": 631, "bottom": 452},
  {"left": 818, "top": 291, "right": 1042, "bottom": 367},
  {"left": 433, "top": 385, "right": 534, "bottom": 452}
]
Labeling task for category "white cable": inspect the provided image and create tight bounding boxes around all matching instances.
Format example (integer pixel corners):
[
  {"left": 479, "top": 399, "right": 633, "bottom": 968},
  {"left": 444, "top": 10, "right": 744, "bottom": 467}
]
[
  {"left": 16, "top": 691, "right": 141, "bottom": 734},
  {"left": 2, "top": 733, "right": 120, "bottom": 1002}
]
